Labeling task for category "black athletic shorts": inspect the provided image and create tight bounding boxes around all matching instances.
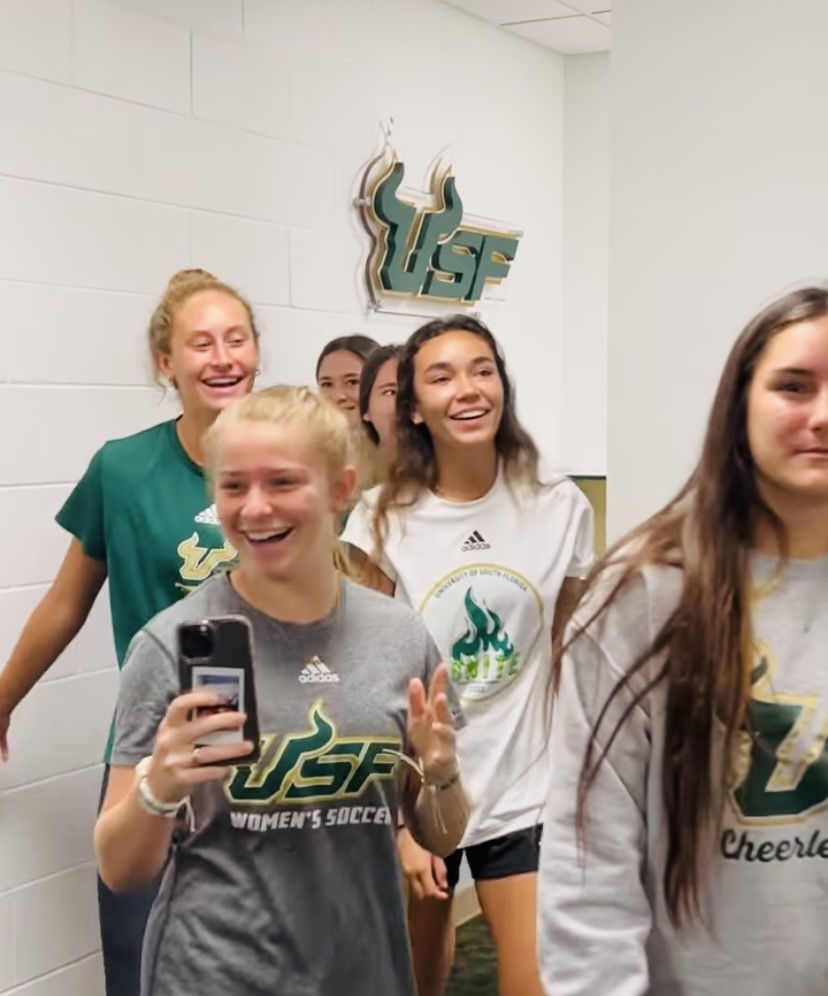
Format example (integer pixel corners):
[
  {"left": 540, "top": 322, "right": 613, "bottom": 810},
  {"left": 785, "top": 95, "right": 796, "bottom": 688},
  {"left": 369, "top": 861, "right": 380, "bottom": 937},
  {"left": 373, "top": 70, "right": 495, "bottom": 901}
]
[{"left": 444, "top": 825, "right": 542, "bottom": 891}]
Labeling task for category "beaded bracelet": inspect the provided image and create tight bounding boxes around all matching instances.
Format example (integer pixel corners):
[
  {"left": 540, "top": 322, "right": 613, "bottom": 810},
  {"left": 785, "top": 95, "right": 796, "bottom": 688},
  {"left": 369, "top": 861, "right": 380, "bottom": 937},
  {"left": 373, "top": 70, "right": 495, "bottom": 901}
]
[{"left": 135, "top": 757, "right": 189, "bottom": 819}]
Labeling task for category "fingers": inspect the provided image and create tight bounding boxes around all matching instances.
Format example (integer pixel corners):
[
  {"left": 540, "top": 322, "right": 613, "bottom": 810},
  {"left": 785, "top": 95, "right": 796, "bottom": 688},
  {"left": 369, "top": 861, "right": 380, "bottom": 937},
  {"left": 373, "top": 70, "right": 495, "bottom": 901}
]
[
  {"left": 432, "top": 691, "right": 454, "bottom": 727},
  {"left": 432, "top": 855, "right": 449, "bottom": 892},
  {"left": 182, "top": 746, "right": 254, "bottom": 787},
  {"left": 186, "top": 709, "right": 247, "bottom": 745},
  {"left": 0, "top": 736, "right": 7, "bottom": 763},
  {"left": 155, "top": 711, "right": 246, "bottom": 764},
  {"left": 409, "top": 863, "right": 449, "bottom": 901},
  {"left": 190, "top": 740, "right": 255, "bottom": 768},
  {"left": 151, "top": 696, "right": 251, "bottom": 803},
  {"left": 421, "top": 862, "right": 449, "bottom": 900},
  {"left": 146, "top": 738, "right": 255, "bottom": 803},
  {"left": 399, "top": 831, "right": 450, "bottom": 901},
  {"left": 165, "top": 691, "right": 234, "bottom": 726},
  {"left": 427, "top": 663, "right": 449, "bottom": 705},
  {"left": 408, "top": 678, "right": 426, "bottom": 721}
]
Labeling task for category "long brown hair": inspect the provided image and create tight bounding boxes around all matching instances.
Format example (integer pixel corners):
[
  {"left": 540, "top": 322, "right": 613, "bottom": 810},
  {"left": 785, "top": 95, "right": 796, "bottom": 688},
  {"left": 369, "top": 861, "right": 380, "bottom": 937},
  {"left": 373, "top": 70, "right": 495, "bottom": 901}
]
[
  {"left": 562, "top": 286, "right": 828, "bottom": 925},
  {"left": 359, "top": 343, "right": 403, "bottom": 447},
  {"left": 370, "top": 315, "right": 541, "bottom": 557}
]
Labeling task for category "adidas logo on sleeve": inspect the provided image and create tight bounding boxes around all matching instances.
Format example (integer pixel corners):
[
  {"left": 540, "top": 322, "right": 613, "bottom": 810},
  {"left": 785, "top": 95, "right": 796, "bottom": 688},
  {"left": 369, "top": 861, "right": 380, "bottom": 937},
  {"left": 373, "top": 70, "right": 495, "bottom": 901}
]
[
  {"left": 461, "top": 530, "right": 491, "bottom": 552},
  {"left": 299, "top": 656, "right": 340, "bottom": 684}
]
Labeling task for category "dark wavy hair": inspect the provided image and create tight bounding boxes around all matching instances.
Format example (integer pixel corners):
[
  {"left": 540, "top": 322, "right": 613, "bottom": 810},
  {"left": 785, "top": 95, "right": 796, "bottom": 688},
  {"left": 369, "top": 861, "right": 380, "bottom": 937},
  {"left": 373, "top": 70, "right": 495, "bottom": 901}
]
[
  {"left": 315, "top": 335, "right": 379, "bottom": 380},
  {"left": 359, "top": 343, "right": 403, "bottom": 446},
  {"left": 561, "top": 286, "right": 828, "bottom": 926},
  {"left": 369, "top": 314, "right": 540, "bottom": 556}
]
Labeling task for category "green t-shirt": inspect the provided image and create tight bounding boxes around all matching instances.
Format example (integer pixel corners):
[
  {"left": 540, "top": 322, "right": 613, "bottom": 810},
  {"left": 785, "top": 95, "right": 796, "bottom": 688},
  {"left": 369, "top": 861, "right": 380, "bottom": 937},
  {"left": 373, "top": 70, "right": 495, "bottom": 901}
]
[{"left": 57, "top": 419, "right": 237, "bottom": 760}]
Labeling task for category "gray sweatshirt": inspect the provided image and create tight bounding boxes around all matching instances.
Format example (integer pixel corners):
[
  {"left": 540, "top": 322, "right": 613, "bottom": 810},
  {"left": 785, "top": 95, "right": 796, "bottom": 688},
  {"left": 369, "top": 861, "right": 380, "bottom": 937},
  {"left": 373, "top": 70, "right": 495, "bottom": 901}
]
[{"left": 539, "top": 554, "right": 828, "bottom": 995}]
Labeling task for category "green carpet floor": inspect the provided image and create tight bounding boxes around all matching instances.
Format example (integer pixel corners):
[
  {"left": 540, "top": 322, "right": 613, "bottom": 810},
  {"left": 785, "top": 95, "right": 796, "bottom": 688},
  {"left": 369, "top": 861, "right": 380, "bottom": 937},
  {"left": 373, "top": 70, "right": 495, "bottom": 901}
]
[{"left": 444, "top": 916, "right": 497, "bottom": 995}]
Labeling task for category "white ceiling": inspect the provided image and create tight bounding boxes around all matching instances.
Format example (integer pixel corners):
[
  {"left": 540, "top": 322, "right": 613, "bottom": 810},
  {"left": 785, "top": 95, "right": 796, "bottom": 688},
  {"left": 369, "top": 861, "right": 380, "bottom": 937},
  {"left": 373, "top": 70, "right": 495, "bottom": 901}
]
[{"left": 440, "top": 0, "right": 611, "bottom": 55}]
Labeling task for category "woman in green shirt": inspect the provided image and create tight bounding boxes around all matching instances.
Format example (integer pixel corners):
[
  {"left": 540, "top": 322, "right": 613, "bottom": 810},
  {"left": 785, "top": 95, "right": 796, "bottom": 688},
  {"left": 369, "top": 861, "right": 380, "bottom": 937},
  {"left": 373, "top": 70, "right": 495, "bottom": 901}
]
[{"left": 0, "top": 267, "right": 260, "bottom": 996}]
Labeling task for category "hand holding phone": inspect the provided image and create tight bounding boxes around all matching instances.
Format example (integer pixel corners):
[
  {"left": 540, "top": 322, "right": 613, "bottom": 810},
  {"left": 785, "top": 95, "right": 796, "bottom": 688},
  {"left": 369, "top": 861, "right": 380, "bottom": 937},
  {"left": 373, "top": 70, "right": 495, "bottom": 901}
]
[{"left": 143, "top": 690, "right": 254, "bottom": 807}]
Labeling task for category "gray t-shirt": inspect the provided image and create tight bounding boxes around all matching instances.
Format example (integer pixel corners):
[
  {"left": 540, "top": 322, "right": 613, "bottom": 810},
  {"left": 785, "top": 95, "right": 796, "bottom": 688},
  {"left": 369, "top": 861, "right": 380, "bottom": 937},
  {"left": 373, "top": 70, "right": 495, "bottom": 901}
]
[
  {"left": 112, "top": 574, "right": 445, "bottom": 996},
  {"left": 539, "top": 553, "right": 828, "bottom": 995}
]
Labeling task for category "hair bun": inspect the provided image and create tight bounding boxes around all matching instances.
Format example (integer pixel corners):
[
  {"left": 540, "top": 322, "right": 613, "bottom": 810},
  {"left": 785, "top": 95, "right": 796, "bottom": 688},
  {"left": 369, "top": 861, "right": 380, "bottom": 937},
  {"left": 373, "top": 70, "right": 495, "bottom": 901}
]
[{"left": 164, "top": 268, "right": 219, "bottom": 293}]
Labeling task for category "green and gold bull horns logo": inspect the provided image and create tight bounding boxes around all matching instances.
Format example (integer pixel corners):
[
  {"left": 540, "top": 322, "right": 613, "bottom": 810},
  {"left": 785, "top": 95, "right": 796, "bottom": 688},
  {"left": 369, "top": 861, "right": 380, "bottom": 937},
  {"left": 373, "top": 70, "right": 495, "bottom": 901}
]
[{"left": 356, "top": 151, "right": 521, "bottom": 307}]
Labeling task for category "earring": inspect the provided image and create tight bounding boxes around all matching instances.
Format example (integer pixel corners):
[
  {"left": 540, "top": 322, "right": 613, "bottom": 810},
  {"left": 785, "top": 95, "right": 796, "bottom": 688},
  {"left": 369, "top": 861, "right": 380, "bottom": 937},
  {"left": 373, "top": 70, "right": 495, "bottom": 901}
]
[{"left": 255, "top": 367, "right": 261, "bottom": 376}]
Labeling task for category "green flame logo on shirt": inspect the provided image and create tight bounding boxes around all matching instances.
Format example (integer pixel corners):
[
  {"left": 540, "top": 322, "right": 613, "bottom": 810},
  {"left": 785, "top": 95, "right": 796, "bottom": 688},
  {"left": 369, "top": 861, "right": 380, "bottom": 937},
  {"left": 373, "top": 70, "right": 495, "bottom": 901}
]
[{"left": 450, "top": 588, "right": 519, "bottom": 689}]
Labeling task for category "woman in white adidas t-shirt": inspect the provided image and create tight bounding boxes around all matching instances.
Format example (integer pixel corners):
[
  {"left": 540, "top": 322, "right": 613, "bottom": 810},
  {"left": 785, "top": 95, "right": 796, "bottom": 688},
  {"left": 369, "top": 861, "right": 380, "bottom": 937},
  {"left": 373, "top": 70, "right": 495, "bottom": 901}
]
[{"left": 342, "top": 315, "right": 594, "bottom": 996}]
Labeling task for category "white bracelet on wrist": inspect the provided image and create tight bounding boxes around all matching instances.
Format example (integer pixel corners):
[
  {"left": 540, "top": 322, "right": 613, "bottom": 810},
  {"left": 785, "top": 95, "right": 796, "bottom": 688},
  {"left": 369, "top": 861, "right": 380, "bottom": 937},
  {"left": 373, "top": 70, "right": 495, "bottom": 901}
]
[{"left": 135, "top": 756, "right": 189, "bottom": 819}]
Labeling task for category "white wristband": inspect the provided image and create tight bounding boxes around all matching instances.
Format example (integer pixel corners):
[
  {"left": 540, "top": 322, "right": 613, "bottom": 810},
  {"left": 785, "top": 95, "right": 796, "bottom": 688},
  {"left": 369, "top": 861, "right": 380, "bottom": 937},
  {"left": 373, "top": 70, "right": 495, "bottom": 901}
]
[{"left": 135, "top": 756, "right": 188, "bottom": 818}]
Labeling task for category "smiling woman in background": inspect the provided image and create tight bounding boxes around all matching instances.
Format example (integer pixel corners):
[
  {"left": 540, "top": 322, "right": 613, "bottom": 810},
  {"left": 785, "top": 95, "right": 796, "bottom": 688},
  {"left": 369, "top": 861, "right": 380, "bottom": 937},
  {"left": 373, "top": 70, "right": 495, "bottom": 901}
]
[
  {"left": 315, "top": 334, "right": 380, "bottom": 424},
  {"left": 343, "top": 315, "right": 593, "bottom": 996},
  {"left": 316, "top": 333, "right": 384, "bottom": 500},
  {"left": 0, "top": 268, "right": 261, "bottom": 996}
]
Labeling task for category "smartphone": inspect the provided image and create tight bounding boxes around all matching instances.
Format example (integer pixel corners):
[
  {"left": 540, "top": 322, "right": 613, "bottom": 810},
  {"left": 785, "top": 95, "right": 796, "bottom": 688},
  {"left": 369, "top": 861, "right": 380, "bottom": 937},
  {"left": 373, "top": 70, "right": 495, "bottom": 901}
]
[{"left": 177, "top": 615, "right": 261, "bottom": 764}]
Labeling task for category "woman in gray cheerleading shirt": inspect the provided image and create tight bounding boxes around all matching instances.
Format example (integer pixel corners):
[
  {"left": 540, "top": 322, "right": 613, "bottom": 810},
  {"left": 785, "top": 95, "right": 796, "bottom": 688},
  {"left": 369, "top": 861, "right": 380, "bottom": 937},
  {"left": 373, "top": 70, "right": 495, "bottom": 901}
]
[
  {"left": 93, "top": 385, "right": 468, "bottom": 996},
  {"left": 539, "top": 286, "right": 828, "bottom": 996}
]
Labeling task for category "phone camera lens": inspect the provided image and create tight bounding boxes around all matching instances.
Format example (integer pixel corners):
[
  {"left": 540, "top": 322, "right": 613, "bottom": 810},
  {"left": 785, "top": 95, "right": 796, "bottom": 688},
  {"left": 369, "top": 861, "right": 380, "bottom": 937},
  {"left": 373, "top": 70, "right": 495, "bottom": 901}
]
[{"left": 181, "top": 622, "right": 214, "bottom": 661}]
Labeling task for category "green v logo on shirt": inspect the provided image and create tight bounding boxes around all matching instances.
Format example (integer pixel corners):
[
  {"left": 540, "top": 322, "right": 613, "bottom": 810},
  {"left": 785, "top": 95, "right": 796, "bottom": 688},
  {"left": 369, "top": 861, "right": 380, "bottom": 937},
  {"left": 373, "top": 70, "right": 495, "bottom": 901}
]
[{"left": 731, "top": 641, "right": 828, "bottom": 823}]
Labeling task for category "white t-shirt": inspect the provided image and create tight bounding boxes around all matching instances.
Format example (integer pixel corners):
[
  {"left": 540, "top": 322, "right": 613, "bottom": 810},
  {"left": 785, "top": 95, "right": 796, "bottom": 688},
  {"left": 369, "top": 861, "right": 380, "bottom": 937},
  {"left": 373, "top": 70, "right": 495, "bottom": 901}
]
[{"left": 342, "top": 470, "right": 594, "bottom": 847}]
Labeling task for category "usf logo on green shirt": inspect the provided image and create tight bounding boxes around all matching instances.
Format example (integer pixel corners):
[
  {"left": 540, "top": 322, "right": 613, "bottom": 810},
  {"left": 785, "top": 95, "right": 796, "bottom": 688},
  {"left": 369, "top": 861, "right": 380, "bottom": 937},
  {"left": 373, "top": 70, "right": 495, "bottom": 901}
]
[{"left": 176, "top": 526, "right": 236, "bottom": 593}]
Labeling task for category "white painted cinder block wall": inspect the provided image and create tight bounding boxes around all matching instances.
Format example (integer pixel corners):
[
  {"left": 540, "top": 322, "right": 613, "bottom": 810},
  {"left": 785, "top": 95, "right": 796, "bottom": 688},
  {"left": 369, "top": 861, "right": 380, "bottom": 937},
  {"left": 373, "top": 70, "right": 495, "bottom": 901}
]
[
  {"left": 608, "top": 0, "right": 828, "bottom": 539},
  {"left": 0, "top": 0, "right": 602, "bottom": 990},
  {"left": 561, "top": 53, "right": 608, "bottom": 477}
]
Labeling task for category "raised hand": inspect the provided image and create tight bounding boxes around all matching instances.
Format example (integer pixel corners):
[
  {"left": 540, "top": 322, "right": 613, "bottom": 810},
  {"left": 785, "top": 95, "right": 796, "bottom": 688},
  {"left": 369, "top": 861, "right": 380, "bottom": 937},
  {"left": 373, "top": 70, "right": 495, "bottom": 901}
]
[{"left": 407, "top": 663, "right": 458, "bottom": 785}]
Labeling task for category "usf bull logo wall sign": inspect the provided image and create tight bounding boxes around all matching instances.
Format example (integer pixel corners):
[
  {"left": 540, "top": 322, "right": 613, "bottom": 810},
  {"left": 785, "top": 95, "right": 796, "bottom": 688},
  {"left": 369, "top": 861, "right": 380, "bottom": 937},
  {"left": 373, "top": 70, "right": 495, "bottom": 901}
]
[{"left": 356, "top": 149, "right": 522, "bottom": 308}]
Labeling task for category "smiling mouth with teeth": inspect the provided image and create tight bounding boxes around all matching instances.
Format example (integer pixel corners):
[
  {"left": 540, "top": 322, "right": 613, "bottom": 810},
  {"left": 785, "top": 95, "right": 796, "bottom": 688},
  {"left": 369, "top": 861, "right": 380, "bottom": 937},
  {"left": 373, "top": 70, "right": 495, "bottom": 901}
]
[
  {"left": 244, "top": 527, "right": 293, "bottom": 544},
  {"left": 204, "top": 377, "right": 243, "bottom": 388},
  {"left": 451, "top": 410, "right": 489, "bottom": 420}
]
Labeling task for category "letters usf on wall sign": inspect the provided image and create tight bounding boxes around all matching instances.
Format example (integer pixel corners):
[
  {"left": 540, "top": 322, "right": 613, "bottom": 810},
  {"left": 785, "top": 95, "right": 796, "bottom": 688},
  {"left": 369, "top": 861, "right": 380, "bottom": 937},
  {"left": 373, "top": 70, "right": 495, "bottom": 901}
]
[{"left": 356, "top": 149, "right": 522, "bottom": 311}]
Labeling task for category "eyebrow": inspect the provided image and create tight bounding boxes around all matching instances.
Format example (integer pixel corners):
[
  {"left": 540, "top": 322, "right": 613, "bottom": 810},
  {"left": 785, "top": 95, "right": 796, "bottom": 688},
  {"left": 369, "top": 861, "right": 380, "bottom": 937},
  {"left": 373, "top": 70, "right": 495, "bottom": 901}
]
[
  {"left": 189, "top": 325, "right": 248, "bottom": 336},
  {"left": 218, "top": 465, "right": 303, "bottom": 476},
  {"left": 772, "top": 366, "right": 814, "bottom": 377},
  {"left": 422, "top": 356, "right": 494, "bottom": 375}
]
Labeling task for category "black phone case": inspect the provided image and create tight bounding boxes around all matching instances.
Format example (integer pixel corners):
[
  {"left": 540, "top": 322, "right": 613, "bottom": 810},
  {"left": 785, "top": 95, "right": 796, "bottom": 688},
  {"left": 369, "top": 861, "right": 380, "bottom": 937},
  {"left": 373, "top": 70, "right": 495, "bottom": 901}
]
[{"left": 177, "top": 615, "right": 261, "bottom": 765}]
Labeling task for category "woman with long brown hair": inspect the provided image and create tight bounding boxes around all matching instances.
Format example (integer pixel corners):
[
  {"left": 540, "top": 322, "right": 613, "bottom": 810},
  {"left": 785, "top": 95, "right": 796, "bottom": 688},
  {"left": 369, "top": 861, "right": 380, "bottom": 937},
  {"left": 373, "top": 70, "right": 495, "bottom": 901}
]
[
  {"left": 316, "top": 334, "right": 384, "bottom": 497},
  {"left": 343, "top": 315, "right": 593, "bottom": 996},
  {"left": 539, "top": 286, "right": 828, "bottom": 994}
]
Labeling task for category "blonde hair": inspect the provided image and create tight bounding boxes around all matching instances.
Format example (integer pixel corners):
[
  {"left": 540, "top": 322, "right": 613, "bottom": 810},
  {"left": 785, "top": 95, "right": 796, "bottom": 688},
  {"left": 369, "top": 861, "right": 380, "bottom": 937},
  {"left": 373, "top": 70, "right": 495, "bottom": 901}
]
[
  {"left": 148, "top": 268, "right": 259, "bottom": 383},
  {"left": 204, "top": 386, "right": 357, "bottom": 576}
]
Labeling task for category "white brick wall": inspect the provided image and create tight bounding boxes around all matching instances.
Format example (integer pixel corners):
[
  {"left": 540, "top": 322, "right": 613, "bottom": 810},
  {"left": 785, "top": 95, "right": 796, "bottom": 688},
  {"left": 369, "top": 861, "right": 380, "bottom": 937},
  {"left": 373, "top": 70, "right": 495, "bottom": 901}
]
[{"left": 0, "top": 0, "right": 589, "bottom": 989}]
